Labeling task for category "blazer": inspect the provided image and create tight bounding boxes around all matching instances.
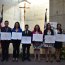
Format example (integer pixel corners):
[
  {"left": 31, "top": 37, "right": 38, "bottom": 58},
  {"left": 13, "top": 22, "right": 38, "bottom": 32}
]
[
  {"left": 1, "top": 26, "right": 12, "bottom": 32},
  {"left": 12, "top": 28, "right": 22, "bottom": 32},
  {"left": 22, "top": 30, "right": 32, "bottom": 36},
  {"left": 44, "top": 29, "right": 54, "bottom": 35}
]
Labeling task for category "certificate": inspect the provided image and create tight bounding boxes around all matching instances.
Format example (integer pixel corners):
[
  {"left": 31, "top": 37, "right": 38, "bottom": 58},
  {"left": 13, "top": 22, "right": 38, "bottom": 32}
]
[
  {"left": 0, "top": 32, "right": 1, "bottom": 40},
  {"left": 22, "top": 36, "right": 31, "bottom": 44},
  {"left": 12, "top": 32, "right": 22, "bottom": 40},
  {"left": 45, "top": 35, "right": 55, "bottom": 43},
  {"left": 63, "top": 34, "right": 65, "bottom": 42},
  {"left": 1, "top": 32, "right": 11, "bottom": 40},
  {"left": 33, "top": 34, "right": 43, "bottom": 42},
  {"left": 55, "top": 34, "right": 65, "bottom": 42}
]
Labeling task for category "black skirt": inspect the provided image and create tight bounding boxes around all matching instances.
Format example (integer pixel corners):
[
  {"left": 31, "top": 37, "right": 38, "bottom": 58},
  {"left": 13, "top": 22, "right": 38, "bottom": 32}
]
[{"left": 54, "top": 41, "right": 62, "bottom": 49}]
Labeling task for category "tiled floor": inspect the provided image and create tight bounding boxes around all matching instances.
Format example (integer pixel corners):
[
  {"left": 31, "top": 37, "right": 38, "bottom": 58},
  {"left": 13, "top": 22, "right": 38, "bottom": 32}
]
[{"left": 0, "top": 57, "right": 65, "bottom": 65}]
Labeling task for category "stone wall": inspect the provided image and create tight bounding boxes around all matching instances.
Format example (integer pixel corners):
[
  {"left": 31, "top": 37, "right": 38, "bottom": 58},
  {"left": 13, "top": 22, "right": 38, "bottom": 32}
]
[{"left": 49, "top": 0, "right": 65, "bottom": 30}]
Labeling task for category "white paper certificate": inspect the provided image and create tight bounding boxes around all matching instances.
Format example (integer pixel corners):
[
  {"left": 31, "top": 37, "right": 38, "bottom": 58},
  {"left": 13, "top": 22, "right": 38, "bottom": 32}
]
[
  {"left": 33, "top": 34, "right": 43, "bottom": 42},
  {"left": 55, "top": 34, "right": 65, "bottom": 42},
  {"left": 12, "top": 32, "right": 22, "bottom": 40},
  {"left": 0, "top": 32, "right": 1, "bottom": 40},
  {"left": 1, "top": 32, "right": 11, "bottom": 40},
  {"left": 45, "top": 35, "right": 55, "bottom": 43},
  {"left": 22, "top": 36, "right": 31, "bottom": 44}
]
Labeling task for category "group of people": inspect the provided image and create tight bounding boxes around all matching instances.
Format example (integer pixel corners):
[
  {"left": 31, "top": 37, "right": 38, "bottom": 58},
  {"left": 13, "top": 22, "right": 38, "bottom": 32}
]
[{"left": 0, "top": 20, "right": 63, "bottom": 62}]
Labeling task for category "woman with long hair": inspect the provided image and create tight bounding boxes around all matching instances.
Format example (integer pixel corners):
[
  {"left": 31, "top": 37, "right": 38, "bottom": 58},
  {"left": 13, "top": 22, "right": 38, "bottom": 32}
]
[
  {"left": 54, "top": 24, "right": 63, "bottom": 62},
  {"left": 44, "top": 23, "right": 54, "bottom": 62},
  {"left": 12, "top": 22, "right": 22, "bottom": 62},
  {"left": 32, "top": 24, "right": 42, "bottom": 61}
]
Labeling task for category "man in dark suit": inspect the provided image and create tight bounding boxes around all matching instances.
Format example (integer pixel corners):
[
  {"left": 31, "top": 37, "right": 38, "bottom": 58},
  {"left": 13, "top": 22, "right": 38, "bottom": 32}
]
[
  {"left": 1, "top": 21, "right": 11, "bottom": 62},
  {"left": 22, "top": 24, "right": 32, "bottom": 61}
]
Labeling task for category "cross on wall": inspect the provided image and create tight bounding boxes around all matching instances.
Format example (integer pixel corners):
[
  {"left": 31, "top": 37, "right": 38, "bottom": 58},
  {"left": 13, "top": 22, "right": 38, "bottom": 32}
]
[{"left": 19, "top": 0, "right": 31, "bottom": 29}]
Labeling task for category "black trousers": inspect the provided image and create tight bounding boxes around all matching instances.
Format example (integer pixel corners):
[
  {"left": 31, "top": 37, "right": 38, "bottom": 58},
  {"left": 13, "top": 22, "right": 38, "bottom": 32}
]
[
  {"left": 22, "top": 45, "right": 30, "bottom": 60},
  {"left": 1, "top": 41, "right": 10, "bottom": 60},
  {"left": 12, "top": 40, "right": 21, "bottom": 58}
]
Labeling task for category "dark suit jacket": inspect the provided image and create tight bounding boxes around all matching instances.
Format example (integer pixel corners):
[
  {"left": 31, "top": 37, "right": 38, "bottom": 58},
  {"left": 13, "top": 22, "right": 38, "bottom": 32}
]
[
  {"left": 22, "top": 30, "right": 32, "bottom": 46},
  {"left": 1, "top": 26, "right": 12, "bottom": 43},
  {"left": 44, "top": 29, "right": 54, "bottom": 35},
  {"left": 1, "top": 27, "right": 11, "bottom": 32}
]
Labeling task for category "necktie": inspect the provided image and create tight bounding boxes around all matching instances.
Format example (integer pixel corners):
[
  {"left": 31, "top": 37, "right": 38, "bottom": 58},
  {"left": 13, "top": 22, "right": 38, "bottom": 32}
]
[
  {"left": 26, "top": 30, "right": 28, "bottom": 34},
  {"left": 5, "top": 28, "right": 8, "bottom": 32}
]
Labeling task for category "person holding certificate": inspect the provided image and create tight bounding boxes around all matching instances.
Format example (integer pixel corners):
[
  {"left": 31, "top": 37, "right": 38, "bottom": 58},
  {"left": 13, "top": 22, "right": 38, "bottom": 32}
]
[
  {"left": 12, "top": 22, "right": 22, "bottom": 62},
  {"left": 1, "top": 21, "right": 11, "bottom": 62},
  {"left": 22, "top": 24, "right": 32, "bottom": 61},
  {"left": 54, "top": 24, "right": 63, "bottom": 62},
  {"left": 0, "top": 23, "right": 1, "bottom": 41},
  {"left": 0, "top": 23, "right": 2, "bottom": 53},
  {"left": 44, "top": 23, "right": 54, "bottom": 62},
  {"left": 32, "top": 25, "right": 42, "bottom": 61},
  {"left": 0, "top": 22, "right": 1, "bottom": 32}
]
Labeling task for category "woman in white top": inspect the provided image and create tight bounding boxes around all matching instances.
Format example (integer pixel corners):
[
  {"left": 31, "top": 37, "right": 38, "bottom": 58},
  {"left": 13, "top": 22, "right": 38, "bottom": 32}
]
[{"left": 0, "top": 23, "right": 2, "bottom": 53}]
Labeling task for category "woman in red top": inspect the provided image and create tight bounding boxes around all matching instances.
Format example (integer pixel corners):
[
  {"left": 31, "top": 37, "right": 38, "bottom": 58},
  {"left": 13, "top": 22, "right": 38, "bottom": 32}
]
[{"left": 32, "top": 24, "right": 42, "bottom": 61}]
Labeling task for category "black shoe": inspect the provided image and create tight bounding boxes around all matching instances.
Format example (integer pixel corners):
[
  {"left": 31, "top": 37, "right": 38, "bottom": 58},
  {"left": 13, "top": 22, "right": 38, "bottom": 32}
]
[
  {"left": 49, "top": 59, "right": 53, "bottom": 62},
  {"left": 12, "top": 58, "right": 16, "bottom": 62},
  {"left": 22, "top": 58, "right": 25, "bottom": 62},
  {"left": 1, "top": 59, "right": 5, "bottom": 62},
  {"left": 5, "top": 59, "right": 8, "bottom": 61},
  {"left": 46, "top": 59, "right": 48, "bottom": 62},
  {"left": 15, "top": 58, "right": 18, "bottom": 62},
  {"left": 27, "top": 58, "right": 31, "bottom": 61},
  {"left": 50, "top": 60, "right": 53, "bottom": 63},
  {"left": 56, "top": 60, "right": 60, "bottom": 62},
  {"left": 46, "top": 60, "right": 48, "bottom": 62}
]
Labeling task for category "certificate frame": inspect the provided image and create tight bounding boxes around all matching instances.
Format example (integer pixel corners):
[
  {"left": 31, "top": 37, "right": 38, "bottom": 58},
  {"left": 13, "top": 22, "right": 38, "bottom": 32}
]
[
  {"left": 1, "top": 32, "right": 11, "bottom": 40},
  {"left": 21, "top": 36, "right": 31, "bottom": 44},
  {"left": 55, "top": 34, "right": 65, "bottom": 42},
  {"left": 12, "top": 32, "right": 22, "bottom": 40},
  {"left": 45, "top": 35, "right": 55, "bottom": 43},
  {"left": 33, "top": 34, "right": 43, "bottom": 42}
]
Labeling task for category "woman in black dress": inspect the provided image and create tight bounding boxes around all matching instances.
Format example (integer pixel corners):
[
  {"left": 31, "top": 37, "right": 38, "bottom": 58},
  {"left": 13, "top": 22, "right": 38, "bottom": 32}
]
[
  {"left": 44, "top": 23, "right": 54, "bottom": 62},
  {"left": 54, "top": 24, "right": 63, "bottom": 62}
]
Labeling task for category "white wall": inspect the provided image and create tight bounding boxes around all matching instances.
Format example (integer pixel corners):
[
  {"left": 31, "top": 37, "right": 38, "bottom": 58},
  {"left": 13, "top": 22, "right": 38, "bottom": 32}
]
[{"left": 0, "top": 0, "right": 49, "bottom": 54}]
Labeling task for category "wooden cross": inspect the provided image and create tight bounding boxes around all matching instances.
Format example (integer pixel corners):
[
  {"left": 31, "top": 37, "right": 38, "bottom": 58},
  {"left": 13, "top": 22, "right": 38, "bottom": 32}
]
[{"left": 19, "top": 2, "right": 30, "bottom": 22}]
